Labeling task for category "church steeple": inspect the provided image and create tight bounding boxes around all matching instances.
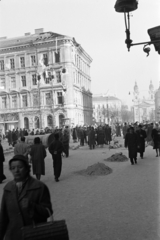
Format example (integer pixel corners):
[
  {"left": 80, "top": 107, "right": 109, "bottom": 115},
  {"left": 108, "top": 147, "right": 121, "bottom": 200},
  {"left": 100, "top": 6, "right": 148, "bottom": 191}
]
[{"left": 133, "top": 81, "right": 139, "bottom": 101}]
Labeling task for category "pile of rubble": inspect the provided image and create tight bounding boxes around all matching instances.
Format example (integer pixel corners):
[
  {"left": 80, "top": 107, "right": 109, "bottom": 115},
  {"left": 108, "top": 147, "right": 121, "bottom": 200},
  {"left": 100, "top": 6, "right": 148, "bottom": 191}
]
[
  {"left": 105, "top": 152, "right": 128, "bottom": 162},
  {"left": 70, "top": 144, "right": 80, "bottom": 150},
  {"left": 77, "top": 162, "right": 112, "bottom": 176}
]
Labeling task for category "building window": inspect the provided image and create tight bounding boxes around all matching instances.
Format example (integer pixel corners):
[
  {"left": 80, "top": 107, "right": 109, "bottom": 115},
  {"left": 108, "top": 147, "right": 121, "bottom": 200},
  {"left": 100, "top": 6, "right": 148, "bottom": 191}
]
[
  {"left": 45, "top": 72, "right": 51, "bottom": 84},
  {"left": 56, "top": 71, "right": 61, "bottom": 83},
  {"left": 45, "top": 92, "right": 51, "bottom": 105},
  {"left": 43, "top": 53, "right": 48, "bottom": 66},
  {"left": 0, "top": 78, "right": 5, "bottom": 89},
  {"left": 0, "top": 60, "right": 4, "bottom": 70},
  {"left": 22, "top": 94, "right": 28, "bottom": 107},
  {"left": 31, "top": 55, "right": 36, "bottom": 66},
  {"left": 11, "top": 77, "right": 16, "bottom": 88},
  {"left": 21, "top": 76, "right": 26, "bottom": 87},
  {"left": 10, "top": 58, "right": 15, "bottom": 69},
  {"left": 33, "top": 93, "right": 39, "bottom": 106},
  {"left": 12, "top": 95, "right": 17, "bottom": 108},
  {"left": 55, "top": 51, "right": 60, "bottom": 63},
  {"left": 32, "top": 74, "right": 37, "bottom": 85},
  {"left": 20, "top": 57, "right": 25, "bottom": 68},
  {"left": 2, "top": 96, "right": 7, "bottom": 109},
  {"left": 57, "top": 92, "right": 63, "bottom": 104}
]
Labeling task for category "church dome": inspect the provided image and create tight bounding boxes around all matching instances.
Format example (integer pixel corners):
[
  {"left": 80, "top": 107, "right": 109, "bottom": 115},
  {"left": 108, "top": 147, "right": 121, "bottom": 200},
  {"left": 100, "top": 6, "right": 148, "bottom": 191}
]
[{"left": 149, "top": 80, "right": 154, "bottom": 91}]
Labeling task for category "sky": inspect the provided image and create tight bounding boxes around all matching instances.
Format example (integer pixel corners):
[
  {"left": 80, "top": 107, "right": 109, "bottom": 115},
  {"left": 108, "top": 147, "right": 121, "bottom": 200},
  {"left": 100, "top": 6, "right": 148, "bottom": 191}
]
[{"left": 0, "top": 0, "right": 160, "bottom": 107}]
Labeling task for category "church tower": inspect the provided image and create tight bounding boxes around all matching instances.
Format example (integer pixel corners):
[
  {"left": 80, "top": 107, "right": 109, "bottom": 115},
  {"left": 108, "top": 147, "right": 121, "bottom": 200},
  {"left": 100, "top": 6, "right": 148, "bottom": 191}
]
[
  {"left": 148, "top": 80, "right": 154, "bottom": 100},
  {"left": 133, "top": 81, "right": 139, "bottom": 102}
]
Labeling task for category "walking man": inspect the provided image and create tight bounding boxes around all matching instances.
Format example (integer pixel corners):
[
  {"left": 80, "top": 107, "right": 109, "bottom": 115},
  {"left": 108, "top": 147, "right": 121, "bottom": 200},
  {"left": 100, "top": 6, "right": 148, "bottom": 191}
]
[
  {"left": 14, "top": 137, "right": 29, "bottom": 159},
  {"left": 49, "top": 133, "right": 66, "bottom": 182},
  {"left": 125, "top": 127, "right": 138, "bottom": 165},
  {"left": 136, "top": 124, "right": 147, "bottom": 159}
]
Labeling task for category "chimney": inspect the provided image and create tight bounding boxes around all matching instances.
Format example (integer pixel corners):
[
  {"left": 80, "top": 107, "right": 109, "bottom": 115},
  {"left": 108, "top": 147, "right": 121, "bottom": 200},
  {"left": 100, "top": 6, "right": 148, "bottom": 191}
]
[
  {"left": 25, "top": 32, "right": 31, "bottom": 36},
  {"left": 35, "top": 28, "right": 44, "bottom": 34}
]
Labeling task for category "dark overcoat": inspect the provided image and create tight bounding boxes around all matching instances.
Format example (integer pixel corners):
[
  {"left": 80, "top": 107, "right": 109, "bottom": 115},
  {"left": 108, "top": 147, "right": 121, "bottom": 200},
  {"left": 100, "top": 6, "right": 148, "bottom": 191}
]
[
  {"left": 97, "top": 129, "right": 105, "bottom": 145},
  {"left": 104, "top": 127, "right": 112, "bottom": 142},
  {"left": 30, "top": 143, "right": 46, "bottom": 175},
  {"left": 88, "top": 129, "right": 95, "bottom": 146},
  {"left": 0, "top": 144, "right": 6, "bottom": 182},
  {"left": 125, "top": 132, "right": 138, "bottom": 159},
  {"left": 136, "top": 129, "right": 147, "bottom": 153},
  {"left": 49, "top": 140, "right": 65, "bottom": 179},
  {"left": 0, "top": 176, "right": 53, "bottom": 240}
]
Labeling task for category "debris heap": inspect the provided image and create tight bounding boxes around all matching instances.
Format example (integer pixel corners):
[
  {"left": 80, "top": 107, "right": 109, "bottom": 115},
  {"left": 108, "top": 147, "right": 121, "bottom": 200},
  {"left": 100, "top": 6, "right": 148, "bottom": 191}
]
[
  {"left": 105, "top": 152, "right": 128, "bottom": 162},
  {"left": 77, "top": 162, "right": 112, "bottom": 176}
]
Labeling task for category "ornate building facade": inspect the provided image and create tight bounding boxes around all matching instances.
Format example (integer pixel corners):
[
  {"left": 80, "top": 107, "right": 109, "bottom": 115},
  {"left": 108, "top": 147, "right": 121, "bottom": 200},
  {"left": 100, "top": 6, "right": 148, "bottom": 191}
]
[
  {"left": 92, "top": 94, "right": 122, "bottom": 124},
  {"left": 133, "top": 81, "right": 155, "bottom": 122},
  {"left": 0, "top": 29, "right": 93, "bottom": 133},
  {"left": 155, "top": 86, "right": 160, "bottom": 122}
]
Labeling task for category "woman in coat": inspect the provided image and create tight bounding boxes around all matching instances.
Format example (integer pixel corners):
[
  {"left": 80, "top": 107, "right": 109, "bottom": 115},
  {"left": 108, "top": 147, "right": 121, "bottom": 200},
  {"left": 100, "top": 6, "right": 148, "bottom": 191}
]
[
  {"left": 30, "top": 137, "right": 46, "bottom": 180},
  {"left": 0, "top": 155, "right": 53, "bottom": 240}
]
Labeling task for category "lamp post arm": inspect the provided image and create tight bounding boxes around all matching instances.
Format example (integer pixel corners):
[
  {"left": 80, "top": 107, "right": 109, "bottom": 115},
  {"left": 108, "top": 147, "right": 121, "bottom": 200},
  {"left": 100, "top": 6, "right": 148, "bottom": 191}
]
[{"left": 131, "top": 39, "right": 160, "bottom": 47}]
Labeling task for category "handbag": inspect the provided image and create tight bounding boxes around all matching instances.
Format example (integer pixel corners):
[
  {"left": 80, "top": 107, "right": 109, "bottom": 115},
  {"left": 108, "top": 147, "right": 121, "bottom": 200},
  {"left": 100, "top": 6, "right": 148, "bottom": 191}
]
[{"left": 21, "top": 210, "right": 69, "bottom": 240}]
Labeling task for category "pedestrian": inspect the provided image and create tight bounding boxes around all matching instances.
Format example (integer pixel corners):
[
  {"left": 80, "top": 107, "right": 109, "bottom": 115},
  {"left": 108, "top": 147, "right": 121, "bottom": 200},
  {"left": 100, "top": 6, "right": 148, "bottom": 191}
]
[
  {"left": 97, "top": 126, "right": 105, "bottom": 147},
  {"left": 104, "top": 124, "right": 112, "bottom": 145},
  {"left": 62, "top": 129, "right": 70, "bottom": 157},
  {"left": 14, "top": 136, "right": 29, "bottom": 159},
  {"left": 0, "top": 154, "right": 53, "bottom": 240},
  {"left": 151, "top": 123, "right": 160, "bottom": 157},
  {"left": 88, "top": 126, "right": 95, "bottom": 149},
  {"left": 30, "top": 137, "right": 46, "bottom": 180},
  {"left": 136, "top": 124, "right": 147, "bottom": 159},
  {"left": 0, "top": 140, "right": 6, "bottom": 183},
  {"left": 125, "top": 127, "right": 138, "bottom": 165},
  {"left": 49, "top": 133, "right": 66, "bottom": 182}
]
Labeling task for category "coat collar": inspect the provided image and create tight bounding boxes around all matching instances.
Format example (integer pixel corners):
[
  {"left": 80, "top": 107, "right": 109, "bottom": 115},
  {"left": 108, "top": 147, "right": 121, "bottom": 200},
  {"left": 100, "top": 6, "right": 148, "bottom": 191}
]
[{"left": 4, "top": 176, "right": 41, "bottom": 192}]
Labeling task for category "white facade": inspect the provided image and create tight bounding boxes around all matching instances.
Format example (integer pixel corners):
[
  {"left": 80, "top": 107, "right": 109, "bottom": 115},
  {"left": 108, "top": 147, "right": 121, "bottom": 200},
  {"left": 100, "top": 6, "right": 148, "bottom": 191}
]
[{"left": 0, "top": 29, "right": 93, "bottom": 133}]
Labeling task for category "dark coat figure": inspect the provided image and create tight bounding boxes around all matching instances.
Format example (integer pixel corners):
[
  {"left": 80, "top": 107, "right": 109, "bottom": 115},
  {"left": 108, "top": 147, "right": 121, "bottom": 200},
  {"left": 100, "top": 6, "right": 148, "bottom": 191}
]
[
  {"left": 97, "top": 127, "right": 105, "bottom": 146},
  {"left": 0, "top": 176, "right": 53, "bottom": 240},
  {"left": 49, "top": 133, "right": 65, "bottom": 182},
  {"left": 122, "top": 124, "right": 128, "bottom": 139},
  {"left": 72, "top": 128, "right": 77, "bottom": 142},
  {"left": 136, "top": 126, "right": 147, "bottom": 158},
  {"left": 151, "top": 126, "right": 160, "bottom": 156},
  {"left": 88, "top": 127, "right": 95, "bottom": 149},
  {"left": 125, "top": 128, "right": 138, "bottom": 164},
  {"left": 146, "top": 124, "right": 153, "bottom": 143},
  {"left": 30, "top": 137, "right": 46, "bottom": 180},
  {"left": 79, "top": 128, "right": 85, "bottom": 146},
  {"left": 104, "top": 125, "right": 112, "bottom": 144},
  {"left": 12, "top": 130, "right": 18, "bottom": 146},
  {"left": 116, "top": 124, "right": 121, "bottom": 137},
  {"left": 0, "top": 142, "right": 6, "bottom": 183},
  {"left": 7, "top": 130, "right": 12, "bottom": 146},
  {"left": 62, "top": 130, "right": 70, "bottom": 157}
]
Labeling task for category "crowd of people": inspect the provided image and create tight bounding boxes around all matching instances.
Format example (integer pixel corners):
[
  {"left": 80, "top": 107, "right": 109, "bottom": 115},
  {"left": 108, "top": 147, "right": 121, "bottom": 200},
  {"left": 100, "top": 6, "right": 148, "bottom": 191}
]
[{"left": 0, "top": 121, "right": 160, "bottom": 239}]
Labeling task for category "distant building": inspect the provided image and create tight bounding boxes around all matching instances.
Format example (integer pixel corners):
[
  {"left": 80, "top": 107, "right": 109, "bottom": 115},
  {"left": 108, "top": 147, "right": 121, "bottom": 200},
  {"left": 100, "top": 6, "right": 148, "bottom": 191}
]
[
  {"left": 133, "top": 81, "right": 155, "bottom": 122},
  {"left": 0, "top": 29, "right": 92, "bottom": 133},
  {"left": 155, "top": 86, "right": 160, "bottom": 122},
  {"left": 92, "top": 94, "right": 122, "bottom": 124}
]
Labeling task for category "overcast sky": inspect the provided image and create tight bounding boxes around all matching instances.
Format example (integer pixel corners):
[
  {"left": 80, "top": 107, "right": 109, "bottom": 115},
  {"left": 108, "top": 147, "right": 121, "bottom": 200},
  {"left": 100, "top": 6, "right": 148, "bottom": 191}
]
[{"left": 0, "top": 0, "right": 160, "bottom": 106}]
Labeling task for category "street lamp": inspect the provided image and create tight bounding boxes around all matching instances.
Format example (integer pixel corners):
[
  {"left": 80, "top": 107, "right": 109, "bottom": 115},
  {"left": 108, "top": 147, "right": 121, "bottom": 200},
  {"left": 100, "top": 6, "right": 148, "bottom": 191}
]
[{"left": 114, "top": 0, "right": 160, "bottom": 55}]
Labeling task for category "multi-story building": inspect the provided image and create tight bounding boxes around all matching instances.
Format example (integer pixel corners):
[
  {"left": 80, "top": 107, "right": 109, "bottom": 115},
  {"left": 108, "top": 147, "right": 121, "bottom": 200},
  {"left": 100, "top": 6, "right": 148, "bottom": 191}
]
[
  {"left": 0, "top": 28, "right": 93, "bottom": 133},
  {"left": 92, "top": 94, "right": 122, "bottom": 124},
  {"left": 132, "top": 81, "right": 155, "bottom": 122},
  {"left": 155, "top": 86, "right": 160, "bottom": 122}
]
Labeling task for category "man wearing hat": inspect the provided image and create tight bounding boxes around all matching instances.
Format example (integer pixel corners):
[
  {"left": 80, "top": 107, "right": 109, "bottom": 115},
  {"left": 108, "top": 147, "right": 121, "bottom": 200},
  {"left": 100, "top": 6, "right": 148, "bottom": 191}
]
[{"left": 0, "top": 155, "right": 53, "bottom": 240}]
